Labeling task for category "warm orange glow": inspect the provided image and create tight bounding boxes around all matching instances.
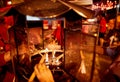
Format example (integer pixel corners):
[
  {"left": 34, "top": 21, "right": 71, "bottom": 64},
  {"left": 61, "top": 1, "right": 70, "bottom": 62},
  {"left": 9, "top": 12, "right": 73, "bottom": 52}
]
[{"left": 117, "top": 16, "right": 120, "bottom": 22}]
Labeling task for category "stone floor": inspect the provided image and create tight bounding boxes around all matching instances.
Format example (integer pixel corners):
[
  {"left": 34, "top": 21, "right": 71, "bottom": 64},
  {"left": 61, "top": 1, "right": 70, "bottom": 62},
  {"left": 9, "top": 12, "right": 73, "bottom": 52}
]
[
  {"left": 63, "top": 45, "right": 112, "bottom": 82},
  {"left": 92, "top": 46, "right": 112, "bottom": 82}
]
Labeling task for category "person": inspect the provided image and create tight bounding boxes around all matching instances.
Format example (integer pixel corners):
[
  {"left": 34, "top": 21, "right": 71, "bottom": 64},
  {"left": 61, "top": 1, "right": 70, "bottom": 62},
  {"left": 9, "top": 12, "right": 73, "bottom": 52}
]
[
  {"left": 105, "top": 31, "right": 119, "bottom": 57},
  {"left": 100, "top": 51, "right": 120, "bottom": 82},
  {"left": 34, "top": 61, "right": 54, "bottom": 82},
  {"left": 28, "top": 55, "right": 55, "bottom": 82},
  {"left": 0, "top": 46, "right": 55, "bottom": 82},
  {"left": 33, "top": 56, "right": 79, "bottom": 82},
  {"left": 0, "top": 17, "right": 53, "bottom": 82},
  {"left": 99, "top": 13, "right": 107, "bottom": 47},
  {"left": 0, "top": 40, "right": 54, "bottom": 82},
  {"left": 52, "top": 22, "right": 64, "bottom": 47},
  {"left": 109, "top": 32, "right": 119, "bottom": 46}
]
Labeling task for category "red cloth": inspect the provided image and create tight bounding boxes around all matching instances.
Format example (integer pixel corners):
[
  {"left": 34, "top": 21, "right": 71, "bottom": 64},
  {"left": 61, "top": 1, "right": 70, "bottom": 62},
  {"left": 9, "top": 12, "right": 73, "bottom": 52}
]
[
  {"left": 53, "top": 24, "right": 64, "bottom": 46},
  {"left": 3, "top": 72, "right": 14, "bottom": 82},
  {"left": 4, "top": 16, "right": 14, "bottom": 28},
  {"left": 0, "top": 24, "right": 9, "bottom": 42},
  {"left": 0, "top": 54, "right": 6, "bottom": 66},
  {"left": 0, "top": 40, "right": 4, "bottom": 48},
  {"left": 0, "top": 24, "right": 10, "bottom": 51},
  {"left": 99, "top": 17, "right": 106, "bottom": 33},
  {"left": 4, "top": 44, "right": 10, "bottom": 51}
]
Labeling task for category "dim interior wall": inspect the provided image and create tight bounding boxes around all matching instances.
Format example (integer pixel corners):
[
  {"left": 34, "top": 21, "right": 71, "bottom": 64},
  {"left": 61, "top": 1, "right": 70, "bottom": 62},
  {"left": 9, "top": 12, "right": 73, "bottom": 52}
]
[{"left": 64, "top": 30, "right": 96, "bottom": 82}]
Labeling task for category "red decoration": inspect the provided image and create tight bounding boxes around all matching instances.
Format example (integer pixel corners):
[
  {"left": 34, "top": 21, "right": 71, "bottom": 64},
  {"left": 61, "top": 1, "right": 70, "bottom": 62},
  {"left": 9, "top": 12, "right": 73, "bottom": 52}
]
[{"left": 4, "top": 15, "right": 14, "bottom": 28}]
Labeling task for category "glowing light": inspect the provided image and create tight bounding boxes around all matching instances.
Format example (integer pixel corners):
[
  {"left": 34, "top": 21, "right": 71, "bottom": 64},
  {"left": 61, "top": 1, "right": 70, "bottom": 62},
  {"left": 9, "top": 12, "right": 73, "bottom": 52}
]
[
  {"left": 7, "top": 1, "right": 12, "bottom": 5},
  {"left": 87, "top": 18, "right": 97, "bottom": 22},
  {"left": 26, "top": 15, "right": 41, "bottom": 21},
  {"left": 94, "top": 33, "right": 98, "bottom": 37},
  {"left": 92, "top": 0, "right": 117, "bottom": 11}
]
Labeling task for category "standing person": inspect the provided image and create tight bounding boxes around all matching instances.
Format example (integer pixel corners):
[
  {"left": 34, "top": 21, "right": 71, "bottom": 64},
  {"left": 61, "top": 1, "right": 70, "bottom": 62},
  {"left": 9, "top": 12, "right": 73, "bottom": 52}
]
[
  {"left": 52, "top": 21, "right": 64, "bottom": 47},
  {"left": 99, "top": 13, "right": 107, "bottom": 47}
]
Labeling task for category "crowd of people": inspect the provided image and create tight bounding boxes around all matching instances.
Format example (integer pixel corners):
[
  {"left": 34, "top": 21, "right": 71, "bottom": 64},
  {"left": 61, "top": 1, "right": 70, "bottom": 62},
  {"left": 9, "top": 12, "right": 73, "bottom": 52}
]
[
  {"left": 98, "top": 12, "right": 120, "bottom": 82},
  {"left": 98, "top": 12, "right": 120, "bottom": 58}
]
